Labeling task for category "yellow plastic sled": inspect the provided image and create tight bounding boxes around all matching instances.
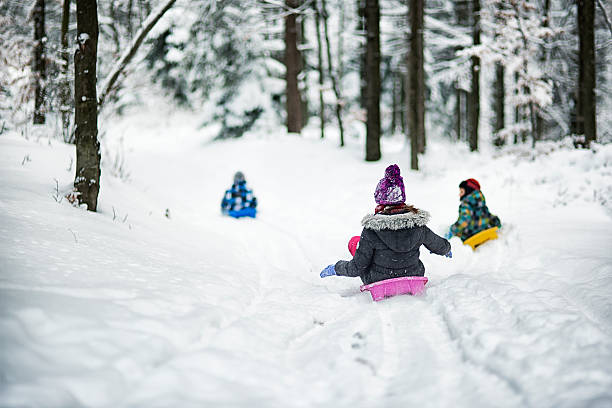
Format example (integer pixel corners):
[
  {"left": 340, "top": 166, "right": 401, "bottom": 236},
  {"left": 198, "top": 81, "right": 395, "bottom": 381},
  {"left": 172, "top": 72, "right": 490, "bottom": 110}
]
[{"left": 463, "top": 227, "right": 499, "bottom": 250}]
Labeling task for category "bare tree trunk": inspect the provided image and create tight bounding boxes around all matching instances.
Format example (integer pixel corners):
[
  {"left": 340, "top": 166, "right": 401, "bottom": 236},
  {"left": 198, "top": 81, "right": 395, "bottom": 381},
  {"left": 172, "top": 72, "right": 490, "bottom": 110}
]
[
  {"left": 415, "top": 0, "right": 425, "bottom": 154},
  {"left": 358, "top": 0, "right": 367, "bottom": 110},
  {"left": 493, "top": 1, "right": 504, "bottom": 144},
  {"left": 33, "top": 0, "right": 46, "bottom": 125},
  {"left": 98, "top": 0, "right": 176, "bottom": 111},
  {"left": 338, "top": 1, "right": 345, "bottom": 83},
  {"left": 60, "top": 0, "right": 71, "bottom": 142},
  {"left": 494, "top": 62, "right": 504, "bottom": 141},
  {"left": 314, "top": 1, "right": 325, "bottom": 139},
  {"left": 285, "top": 0, "right": 302, "bottom": 133},
  {"left": 510, "top": 2, "right": 537, "bottom": 147},
  {"left": 514, "top": 70, "right": 521, "bottom": 144},
  {"left": 400, "top": 71, "right": 407, "bottom": 134},
  {"left": 468, "top": 0, "right": 480, "bottom": 151},
  {"left": 74, "top": 0, "right": 100, "bottom": 211},
  {"left": 365, "top": 0, "right": 381, "bottom": 161},
  {"left": 536, "top": 0, "right": 550, "bottom": 141},
  {"left": 321, "top": 0, "right": 345, "bottom": 146},
  {"left": 455, "top": 87, "right": 462, "bottom": 140},
  {"left": 300, "top": 15, "right": 309, "bottom": 128},
  {"left": 577, "top": 0, "right": 597, "bottom": 147},
  {"left": 408, "top": 0, "right": 425, "bottom": 168},
  {"left": 454, "top": 0, "right": 468, "bottom": 142}
]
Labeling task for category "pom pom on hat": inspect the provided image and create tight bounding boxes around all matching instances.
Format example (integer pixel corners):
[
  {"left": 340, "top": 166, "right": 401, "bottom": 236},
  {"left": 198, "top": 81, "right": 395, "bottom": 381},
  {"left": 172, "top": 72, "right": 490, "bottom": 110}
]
[{"left": 374, "top": 164, "right": 406, "bottom": 205}]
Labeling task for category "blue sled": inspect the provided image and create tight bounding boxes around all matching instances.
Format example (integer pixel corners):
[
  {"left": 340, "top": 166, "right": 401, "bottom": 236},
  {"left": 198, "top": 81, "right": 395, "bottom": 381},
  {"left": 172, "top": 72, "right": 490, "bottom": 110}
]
[{"left": 228, "top": 208, "right": 257, "bottom": 218}]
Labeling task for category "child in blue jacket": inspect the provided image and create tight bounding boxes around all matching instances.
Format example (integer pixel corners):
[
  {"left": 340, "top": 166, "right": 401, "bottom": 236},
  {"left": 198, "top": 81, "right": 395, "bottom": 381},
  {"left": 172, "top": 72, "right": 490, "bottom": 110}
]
[{"left": 221, "top": 172, "right": 258, "bottom": 218}]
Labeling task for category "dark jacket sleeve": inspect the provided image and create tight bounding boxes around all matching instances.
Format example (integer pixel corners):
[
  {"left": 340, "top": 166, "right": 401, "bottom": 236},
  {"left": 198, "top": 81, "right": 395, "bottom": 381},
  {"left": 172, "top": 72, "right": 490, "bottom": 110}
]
[
  {"left": 335, "top": 229, "right": 375, "bottom": 277},
  {"left": 421, "top": 226, "right": 451, "bottom": 255}
]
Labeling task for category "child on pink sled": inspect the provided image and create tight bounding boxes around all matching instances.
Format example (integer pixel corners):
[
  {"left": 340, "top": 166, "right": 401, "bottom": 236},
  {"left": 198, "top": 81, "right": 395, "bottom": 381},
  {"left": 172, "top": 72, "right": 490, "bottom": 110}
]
[{"left": 320, "top": 165, "right": 451, "bottom": 299}]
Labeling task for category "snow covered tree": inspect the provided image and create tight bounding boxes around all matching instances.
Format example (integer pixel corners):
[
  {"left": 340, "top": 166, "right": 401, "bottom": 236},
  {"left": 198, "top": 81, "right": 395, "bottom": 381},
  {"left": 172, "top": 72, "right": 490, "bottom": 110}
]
[
  {"left": 98, "top": 0, "right": 177, "bottom": 111},
  {"left": 484, "top": 0, "right": 554, "bottom": 147},
  {"left": 320, "top": 0, "right": 346, "bottom": 146},
  {"left": 74, "top": 0, "right": 101, "bottom": 211},
  {"left": 0, "top": 5, "right": 32, "bottom": 127}
]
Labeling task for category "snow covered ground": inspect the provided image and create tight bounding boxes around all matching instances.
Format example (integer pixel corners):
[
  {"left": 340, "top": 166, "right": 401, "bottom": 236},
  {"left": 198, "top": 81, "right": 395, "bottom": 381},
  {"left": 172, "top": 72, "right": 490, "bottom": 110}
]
[{"left": 1, "top": 111, "right": 612, "bottom": 408}]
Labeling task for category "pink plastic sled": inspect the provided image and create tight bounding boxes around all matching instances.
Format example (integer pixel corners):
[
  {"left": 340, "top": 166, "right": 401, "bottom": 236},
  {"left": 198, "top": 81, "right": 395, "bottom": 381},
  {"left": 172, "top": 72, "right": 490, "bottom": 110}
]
[
  {"left": 360, "top": 276, "right": 428, "bottom": 301},
  {"left": 348, "top": 235, "right": 428, "bottom": 301}
]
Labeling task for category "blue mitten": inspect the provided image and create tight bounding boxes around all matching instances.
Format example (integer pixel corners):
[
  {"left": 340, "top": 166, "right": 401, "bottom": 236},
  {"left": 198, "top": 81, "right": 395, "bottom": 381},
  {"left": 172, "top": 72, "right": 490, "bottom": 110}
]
[
  {"left": 445, "top": 250, "right": 452, "bottom": 258},
  {"left": 320, "top": 264, "right": 336, "bottom": 278},
  {"left": 444, "top": 230, "right": 453, "bottom": 240}
]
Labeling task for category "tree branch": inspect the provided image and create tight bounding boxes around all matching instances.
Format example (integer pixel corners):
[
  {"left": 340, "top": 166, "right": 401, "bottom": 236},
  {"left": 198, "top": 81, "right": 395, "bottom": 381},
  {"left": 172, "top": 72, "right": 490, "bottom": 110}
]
[
  {"left": 596, "top": 0, "right": 612, "bottom": 37},
  {"left": 97, "top": 0, "right": 177, "bottom": 111}
]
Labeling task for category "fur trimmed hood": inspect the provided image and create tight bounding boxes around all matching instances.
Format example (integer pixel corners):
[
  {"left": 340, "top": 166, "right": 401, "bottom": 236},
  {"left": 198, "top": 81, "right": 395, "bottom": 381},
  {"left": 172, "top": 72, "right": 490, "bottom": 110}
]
[{"left": 361, "top": 208, "right": 431, "bottom": 231}]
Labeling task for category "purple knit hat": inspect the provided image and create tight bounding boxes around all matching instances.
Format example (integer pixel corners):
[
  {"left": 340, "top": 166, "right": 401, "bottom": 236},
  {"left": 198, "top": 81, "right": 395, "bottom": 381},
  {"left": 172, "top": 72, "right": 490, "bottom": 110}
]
[{"left": 374, "top": 164, "right": 406, "bottom": 205}]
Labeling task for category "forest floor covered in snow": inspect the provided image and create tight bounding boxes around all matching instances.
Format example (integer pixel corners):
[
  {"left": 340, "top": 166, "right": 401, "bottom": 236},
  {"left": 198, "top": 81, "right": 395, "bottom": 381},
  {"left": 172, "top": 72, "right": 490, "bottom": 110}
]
[{"left": 1, "top": 110, "right": 612, "bottom": 408}]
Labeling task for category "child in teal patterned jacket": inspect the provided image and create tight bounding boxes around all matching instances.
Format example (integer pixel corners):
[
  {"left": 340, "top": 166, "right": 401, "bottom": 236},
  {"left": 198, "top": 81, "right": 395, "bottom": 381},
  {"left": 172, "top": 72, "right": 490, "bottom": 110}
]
[{"left": 446, "top": 179, "right": 501, "bottom": 242}]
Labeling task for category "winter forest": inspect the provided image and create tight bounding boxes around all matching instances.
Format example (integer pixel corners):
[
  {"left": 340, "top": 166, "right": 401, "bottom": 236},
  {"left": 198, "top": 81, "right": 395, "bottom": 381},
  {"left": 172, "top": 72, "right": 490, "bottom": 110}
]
[{"left": 1, "top": 0, "right": 612, "bottom": 406}]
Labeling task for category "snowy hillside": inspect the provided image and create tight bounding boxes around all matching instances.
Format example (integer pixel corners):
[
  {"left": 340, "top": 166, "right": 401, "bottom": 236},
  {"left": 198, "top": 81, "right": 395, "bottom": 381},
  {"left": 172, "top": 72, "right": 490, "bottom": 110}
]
[{"left": 1, "top": 111, "right": 612, "bottom": 407}]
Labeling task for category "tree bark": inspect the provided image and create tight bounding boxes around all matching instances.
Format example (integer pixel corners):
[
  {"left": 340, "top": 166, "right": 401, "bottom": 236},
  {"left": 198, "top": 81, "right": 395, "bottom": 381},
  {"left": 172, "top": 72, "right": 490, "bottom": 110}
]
[
  {"left": 577, "top": 0, "right": 596, "bottom": 147},
  {"left": 454, "top": 0, "right": 468, "bottom": 142},
  {"left": 365, "top": 0, "right": 381, "bottom": 161},
  {"left": 468, "top": 0, "right": 480, "bottom": 152},
  {"left": 98, "top": 0, "right": 176, "bottom": 111},
  {"left": 285, "top": 0, "right": 302, "bottom": 133},
  {"left": 33, "top": 0, "right": 46, "bottom": 125},
  {"left": 74, "top": 0, "right": 100, "bottom": 211},
  {"left": 536, "top": 0, "right": 551, "bottom": 141},
  {"left": 493, "top": 1, "right": 504, "bottom": 144},
  {"left": 455, "top": 87, "right": 462, "bottom": 140},
  {"left": 60, "top": 0, "right": 71, "bottom": 141},
  {"left": 314, "top": 1, "right": 325, "bottom": 139},
  {"left": 400, "top": 71, "right": 407, "bottom": 134},
  {"left": 414, "top": 0, "right": 425, "bottom": 154},
  {"left": 514, "top": 70, "right": 519, "bottom": 144},
  {"left": 321, "top": 0, "right": 345, "bottom": 146},
  {"left": 358, "top": 0, "right": 367, "bottom": 111},
  {"left": 300, "top": 14, "right": 309, "bottom": 128},
  {"left": 338, "top": 1, "right": 345, "bottom": 85},
  {"left": 494, "top": 62, "right": 504, "bottom": 138},
  {"left": 408, "top": 0, "right": 425, "bottom": 168}
]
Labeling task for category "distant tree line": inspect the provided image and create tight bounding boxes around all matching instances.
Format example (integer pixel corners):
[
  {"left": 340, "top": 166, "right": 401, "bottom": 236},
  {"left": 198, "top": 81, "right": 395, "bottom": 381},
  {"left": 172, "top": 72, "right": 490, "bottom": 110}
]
[{"left": 0, "top": 0, "right": 609, "bottom": 210}]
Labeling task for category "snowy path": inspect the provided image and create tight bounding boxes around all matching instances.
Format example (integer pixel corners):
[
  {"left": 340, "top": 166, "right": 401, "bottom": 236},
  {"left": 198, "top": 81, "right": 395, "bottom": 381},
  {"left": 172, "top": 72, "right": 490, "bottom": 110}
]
[{"left": 1, "top": 115, "right": 612, "bottom": 407}]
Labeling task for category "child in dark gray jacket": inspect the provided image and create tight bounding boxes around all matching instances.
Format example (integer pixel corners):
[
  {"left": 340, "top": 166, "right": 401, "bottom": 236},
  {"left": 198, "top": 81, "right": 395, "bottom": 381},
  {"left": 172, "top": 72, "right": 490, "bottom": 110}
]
[{"left": 320, "top": 165, "right": 451, "bottom": 285}]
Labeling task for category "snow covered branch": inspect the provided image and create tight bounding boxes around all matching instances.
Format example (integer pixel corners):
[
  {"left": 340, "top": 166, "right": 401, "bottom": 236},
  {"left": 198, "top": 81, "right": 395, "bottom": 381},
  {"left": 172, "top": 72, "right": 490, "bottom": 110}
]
[
  {"left": 596, "top": 0, "right": 612, "bottom": 37},
  {"left": 97, "top": 0, "right": 177, "bottom": 111}
]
